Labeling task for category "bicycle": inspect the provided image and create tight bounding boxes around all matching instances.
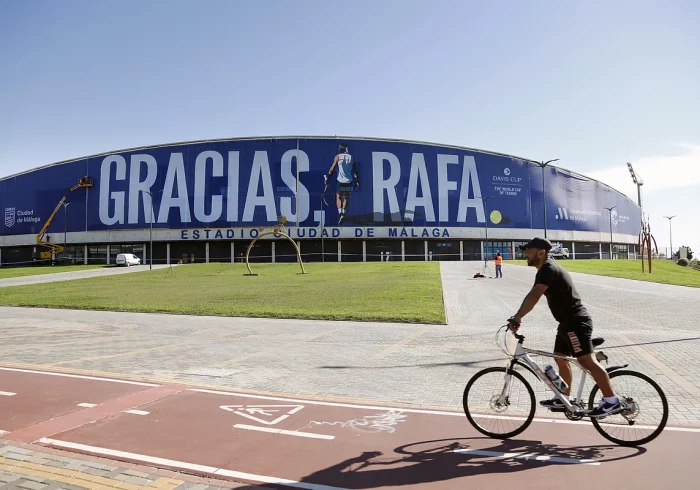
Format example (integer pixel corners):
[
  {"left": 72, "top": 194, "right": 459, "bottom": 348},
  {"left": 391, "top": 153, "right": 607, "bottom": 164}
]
[{"left": 463, "top": 326, "right": 668, "bottom": 446}]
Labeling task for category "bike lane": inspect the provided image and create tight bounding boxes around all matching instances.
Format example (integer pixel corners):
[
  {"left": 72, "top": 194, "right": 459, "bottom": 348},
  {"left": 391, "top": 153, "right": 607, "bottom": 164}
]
[{"left": 1, "top": 367, "right": 697, "bottom": 489}]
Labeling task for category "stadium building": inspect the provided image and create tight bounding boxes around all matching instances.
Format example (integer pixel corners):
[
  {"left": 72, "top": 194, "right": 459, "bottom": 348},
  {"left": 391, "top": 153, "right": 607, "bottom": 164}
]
[{"left": 0, "top": 136, "right": 641, "bottom": 265}]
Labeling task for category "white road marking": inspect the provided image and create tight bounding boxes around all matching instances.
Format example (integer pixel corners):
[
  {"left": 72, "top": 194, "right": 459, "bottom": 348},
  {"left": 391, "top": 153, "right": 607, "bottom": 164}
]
[
  {"left": 0, "top": 367, "right": 159, "bottom": 387},
  {"left": 233, "top": 423, "right": 334, "bottom": 440},
  {"left": 454, "top": 448, "right": 601, "bottom": 465},
  {"left": 190, "top": 388, "right": 700, "bottom": 434},
  {"left": 0, "top": 429, "right": 8, "bottom": 435},
  {"left": 39, "top": 438, "right": 347, "bottom": 490},
  {"left": 0, "top": 391, "right": 16, "bottom": 396},
  {"left": 123, "top": 410, "right": 149, "bottom": 415},
  {"left": 220, "top": 404, "right": 304, "bottom": 425},
  {"left": 77, "top": 403, "right": 97, "bottom": 408}
]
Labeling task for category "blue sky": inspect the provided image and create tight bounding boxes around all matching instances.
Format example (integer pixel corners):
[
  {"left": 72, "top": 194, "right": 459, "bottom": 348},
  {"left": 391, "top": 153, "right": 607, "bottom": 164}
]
[{"left": 1, "top": 0, "right": 698, "bottom": 252}]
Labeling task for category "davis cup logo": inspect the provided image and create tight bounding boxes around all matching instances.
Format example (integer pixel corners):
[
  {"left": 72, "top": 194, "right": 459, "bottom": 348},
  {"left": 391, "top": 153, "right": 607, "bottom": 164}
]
[
  {"left": 4, "top": 207, "right": 16, "bottom": 227},
  {"left": 611, "top": 208, "right": 618, "bottom": 226},
  {"left": 504, "top": 168, "right": 511, "bottom": 176}
]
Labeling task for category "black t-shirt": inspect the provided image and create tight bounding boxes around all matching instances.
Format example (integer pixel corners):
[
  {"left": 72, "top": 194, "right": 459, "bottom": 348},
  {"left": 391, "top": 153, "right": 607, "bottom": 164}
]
[{"left": 534, "top": 259, "right": 590, "bottom": 325}]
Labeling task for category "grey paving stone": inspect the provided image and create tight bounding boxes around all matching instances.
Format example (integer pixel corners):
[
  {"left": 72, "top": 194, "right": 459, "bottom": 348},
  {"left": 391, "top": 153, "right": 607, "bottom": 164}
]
[
  {"left": 16, "top": 479, "right": 48, "bottom": 490},
  {"left": 0, "top": 261, "right": 698, "bottom": 429}
]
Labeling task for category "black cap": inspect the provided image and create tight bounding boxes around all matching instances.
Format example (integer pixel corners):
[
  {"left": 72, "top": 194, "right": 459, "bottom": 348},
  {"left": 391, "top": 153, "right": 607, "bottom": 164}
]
[{"left": 519, "top": 237, "right": 552, "bottom": 251}]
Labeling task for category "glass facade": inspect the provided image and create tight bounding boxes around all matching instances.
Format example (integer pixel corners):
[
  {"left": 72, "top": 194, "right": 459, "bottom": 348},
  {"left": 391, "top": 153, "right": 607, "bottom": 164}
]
[
  {"left": 3, "top": 239, "right": 644, "bottom": 265},
  {"left": 366, "top": 240, "right": 401, "bottom": 262},
  {"left": 613, "top": 244, "right": 629, "bottom": 260},
  {"left": 484, "top": 241, "right": 513, "bottom": 260},
  {"left": 404, "top": 240, "right": 425, "bottom": 261},
  {"left": 575, "top": 242, "right": 600, "bottom": 260},
  {"left": 514, "top": 241, "right": 529, "bottom": 259},
  {"left": 428, "top": 240, "right": 460, "bottom": 261},
  {"left": 463, "top": 241, "right": 481, "bottom": 261}
]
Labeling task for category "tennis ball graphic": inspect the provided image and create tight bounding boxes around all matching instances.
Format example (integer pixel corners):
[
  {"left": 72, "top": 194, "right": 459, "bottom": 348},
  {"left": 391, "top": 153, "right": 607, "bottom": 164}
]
[{"left": 490, "top": 210, "right": 502, "bottom": 224}]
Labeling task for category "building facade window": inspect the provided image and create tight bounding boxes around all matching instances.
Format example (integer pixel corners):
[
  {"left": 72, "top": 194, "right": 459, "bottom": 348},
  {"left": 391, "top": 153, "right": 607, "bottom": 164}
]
[{"left": 485, "top": 241, "right": 513, "bottom": 259}]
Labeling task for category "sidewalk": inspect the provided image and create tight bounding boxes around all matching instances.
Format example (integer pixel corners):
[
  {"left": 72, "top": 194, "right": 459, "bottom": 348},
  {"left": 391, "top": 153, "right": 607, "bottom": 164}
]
[
  {"left": 0, "top": 265, "right": 175, "bottom": 288},
  {"left": 0, "top": 439, "right": 262, "bottom": 490}
]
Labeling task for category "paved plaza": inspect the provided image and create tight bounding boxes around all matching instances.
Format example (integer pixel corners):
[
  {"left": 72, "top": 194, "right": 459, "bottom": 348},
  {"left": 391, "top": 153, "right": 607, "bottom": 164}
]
[{"left": 1, "top": 261, "right": 699, "bottom": 427}]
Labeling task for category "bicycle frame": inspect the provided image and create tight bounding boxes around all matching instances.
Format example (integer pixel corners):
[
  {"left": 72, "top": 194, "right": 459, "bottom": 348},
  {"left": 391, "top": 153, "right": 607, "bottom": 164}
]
[
  {"left": 501, "top": 340, "right": 592, "bottom": 412},
  {"left": 496, "top": 328, "right": 596, "bottom": 411}
]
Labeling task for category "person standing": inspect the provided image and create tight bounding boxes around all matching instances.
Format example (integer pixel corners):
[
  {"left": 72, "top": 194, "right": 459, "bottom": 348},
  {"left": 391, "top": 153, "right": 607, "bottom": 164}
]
[{"left": 495, "top": 252, "right": 503, "bottom": 278}]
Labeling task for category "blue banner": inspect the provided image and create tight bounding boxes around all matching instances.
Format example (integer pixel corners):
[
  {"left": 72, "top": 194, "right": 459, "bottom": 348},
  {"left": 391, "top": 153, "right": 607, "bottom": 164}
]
[{"left": 0, "top": 137, "right": 641, "bottom": 237}]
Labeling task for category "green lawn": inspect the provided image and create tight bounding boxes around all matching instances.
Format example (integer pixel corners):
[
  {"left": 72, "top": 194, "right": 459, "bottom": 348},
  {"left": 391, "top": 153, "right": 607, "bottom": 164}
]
[
  {"left": 510, "top": 259, "right": 700, "bottom": 287},
  {"left": 0, "top": 264, "right": 108, "bottom": 279},
  {"left": 0, "top": 262, "right": 446, "bottom": 324}
]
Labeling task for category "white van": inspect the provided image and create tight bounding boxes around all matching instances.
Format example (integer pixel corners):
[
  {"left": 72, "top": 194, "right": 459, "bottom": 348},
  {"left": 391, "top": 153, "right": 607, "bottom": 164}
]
[
  {"left": 550, "top": 247, "right": 570, "bottom": 259},
  {"left": 116, "top": 253, "right": 141, "bottom": 267}
]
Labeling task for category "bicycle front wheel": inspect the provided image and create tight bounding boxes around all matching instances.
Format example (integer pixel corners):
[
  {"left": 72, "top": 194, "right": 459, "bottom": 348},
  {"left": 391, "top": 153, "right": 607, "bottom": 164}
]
[
  {"left": 589, "top": 369, "right": 668, "bottom": 446},
  {"left": 463, "top": 366, "right": 535, "bottom": 439}
]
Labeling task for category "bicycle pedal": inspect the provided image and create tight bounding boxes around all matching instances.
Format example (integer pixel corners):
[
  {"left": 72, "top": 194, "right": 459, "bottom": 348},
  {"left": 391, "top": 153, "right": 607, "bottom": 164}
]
[{"left": 549, "top": 407, "right": 568, "bottom": 413}]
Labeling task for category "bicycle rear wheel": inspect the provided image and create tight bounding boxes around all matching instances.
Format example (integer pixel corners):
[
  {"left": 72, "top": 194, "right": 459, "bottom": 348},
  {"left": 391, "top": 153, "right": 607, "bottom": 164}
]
[
  {"left": 588, "top": 369, "right": 668, "bottom": 446},
  {"left": 463, "top": 366, "right": 535, "bottom": 439}
]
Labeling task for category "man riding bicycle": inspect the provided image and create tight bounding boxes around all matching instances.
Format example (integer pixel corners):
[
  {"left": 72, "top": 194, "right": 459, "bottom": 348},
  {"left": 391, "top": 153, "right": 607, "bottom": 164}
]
[{"left": 508, "top": 237, "right": 622, "bottom": 417}]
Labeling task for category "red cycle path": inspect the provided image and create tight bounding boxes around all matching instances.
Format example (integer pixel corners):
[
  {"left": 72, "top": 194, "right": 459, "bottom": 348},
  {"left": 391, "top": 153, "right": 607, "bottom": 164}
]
[{"left": 1, "top": 366, "right": 697, "bottom": 489}]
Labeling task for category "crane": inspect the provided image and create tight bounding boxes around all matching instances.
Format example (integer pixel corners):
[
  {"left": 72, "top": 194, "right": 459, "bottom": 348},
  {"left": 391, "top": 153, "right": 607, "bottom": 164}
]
[{"left": 36, "top": 176, "right": 94, "bottom": 259}]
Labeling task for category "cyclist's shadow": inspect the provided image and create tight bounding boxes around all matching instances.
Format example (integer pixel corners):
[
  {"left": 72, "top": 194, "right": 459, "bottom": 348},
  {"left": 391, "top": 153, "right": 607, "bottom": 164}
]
[{"left": 297, "top": 437, "right": 646, "bottom": 488}]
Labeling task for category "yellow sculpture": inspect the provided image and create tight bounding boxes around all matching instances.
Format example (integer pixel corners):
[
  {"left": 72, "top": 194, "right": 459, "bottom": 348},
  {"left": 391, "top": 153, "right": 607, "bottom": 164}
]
[{"left": 244, "top": 216, "right": 307, "bottom": 276}]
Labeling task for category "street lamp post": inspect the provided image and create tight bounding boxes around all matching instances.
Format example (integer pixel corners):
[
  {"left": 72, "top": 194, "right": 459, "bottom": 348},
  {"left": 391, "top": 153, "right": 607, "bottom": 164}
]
[
  {"left": 536, "top": 159, "right": 559, "bottom": 238},
  {"left": 663, "top": 215, "right": 676, "bottom": 259},
  {"left": 626, "top": 162, "right": 644, "bottom": 210},
  {"left": 604, "top": 206, "right": 617, "bottom": 259},
  {"left": 62, "top": 202, "right": 71, "bottom": 261},
  {"left": 480, "top": 196, "right": 494, "bottom": 261},
  {"left": 141, "top": 190, "right": 155, "bottom": 270}
]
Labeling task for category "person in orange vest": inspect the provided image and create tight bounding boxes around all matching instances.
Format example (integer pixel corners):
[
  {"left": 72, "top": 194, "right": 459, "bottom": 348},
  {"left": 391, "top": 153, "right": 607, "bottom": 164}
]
[{"left": 495, "top": 252, "right": 503, "bottom": 278}]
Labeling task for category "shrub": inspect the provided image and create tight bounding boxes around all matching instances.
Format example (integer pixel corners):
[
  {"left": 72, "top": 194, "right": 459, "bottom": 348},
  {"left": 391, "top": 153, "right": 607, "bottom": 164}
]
[{"left": 677, "top": 258, "right": 689, "bottom": 267}]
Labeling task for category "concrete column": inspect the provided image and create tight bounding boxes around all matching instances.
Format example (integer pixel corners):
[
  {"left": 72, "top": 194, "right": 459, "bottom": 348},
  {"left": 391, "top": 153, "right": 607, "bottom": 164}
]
[
  {"left": 271, "top": 241, "right": 276, "bottom": 263},
  {"left": 424, "top": 241, "right": 428, "bottom": 261},
  {"left": 459, "top": 241, "right": 464, "bottom": 261},
  {"left": 571, "top": 242, "right": 576, "bottom": 260},
  {"left": 401, "top": 241, "right": 405, "bottom": 261},
  {"left": 480, "top": 241, "right": 484, "bottom": 261},
  {"left": 166, "top": 243, "right": 171, "bottom": 265},
  {"left": 511, "top": 241, "right": 515, "bottom": 260},
  {"left": 599, "top": 243, "right": 603, "bottom": 260},
  {"left": 338, "top": 241, "right": 342, "bottom": 262},
  {"left": 0, "top": 248, "right": 2, "bottom": 267},
  {"left": 362, "top": 241, "right": 367, "bottom": 262},
  {"left": 106, "top": 245, "right": 111, "bottom": 265},
  {"left": 610, "top": 243, "right": 613, "bottom": 260},
  {"left": 231, "top": 242, "right": 235, "bottom": 263},
  {"left": 205, "top": 242, "right": 210, "bottom": 263},
  {"left": 142, "top": 243, "right": 146, "bottom": 265}
]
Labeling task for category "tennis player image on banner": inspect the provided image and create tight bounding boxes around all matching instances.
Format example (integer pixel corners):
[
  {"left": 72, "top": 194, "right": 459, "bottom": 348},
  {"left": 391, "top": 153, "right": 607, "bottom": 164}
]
[{"left": 326, "top": 142, "right": 360, "bottom": 224}]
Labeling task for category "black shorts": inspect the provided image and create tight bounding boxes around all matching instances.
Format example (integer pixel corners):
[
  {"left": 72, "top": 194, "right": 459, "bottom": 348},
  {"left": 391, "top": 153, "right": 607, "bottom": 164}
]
[
  {"left": 554, "top": 319, "right": 594, "bottom": 358},
  {"left": 336, "top": 183, "right": 354, "bottom": 193}
]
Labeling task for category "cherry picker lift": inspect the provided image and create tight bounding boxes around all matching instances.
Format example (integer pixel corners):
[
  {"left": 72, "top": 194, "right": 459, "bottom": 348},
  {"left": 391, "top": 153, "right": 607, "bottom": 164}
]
[{"left": 35, "top": 177, "right": 94, "bottom": 260}]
